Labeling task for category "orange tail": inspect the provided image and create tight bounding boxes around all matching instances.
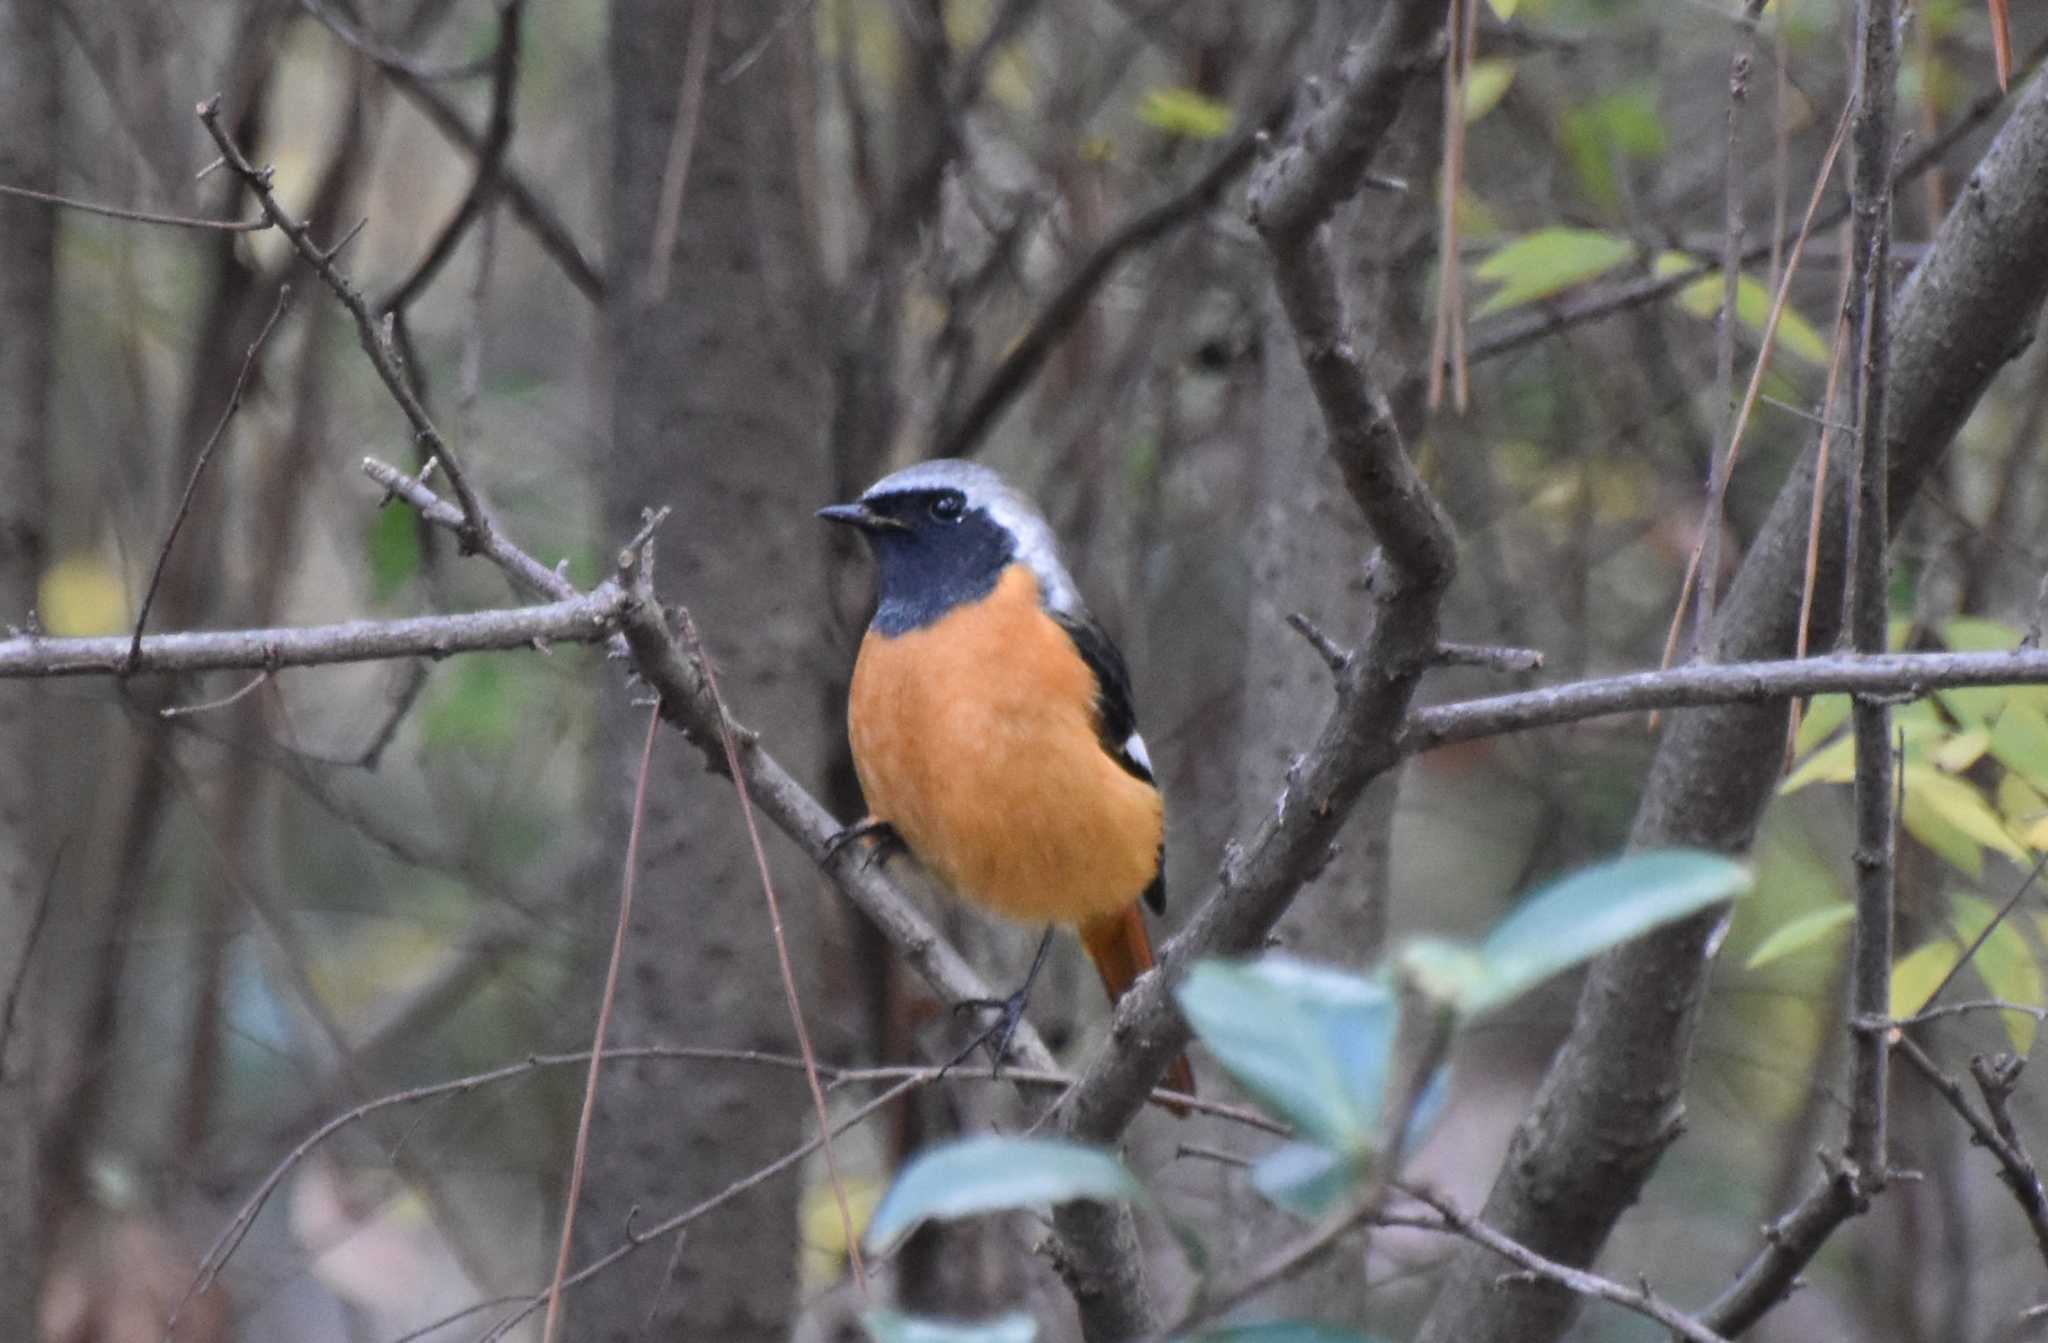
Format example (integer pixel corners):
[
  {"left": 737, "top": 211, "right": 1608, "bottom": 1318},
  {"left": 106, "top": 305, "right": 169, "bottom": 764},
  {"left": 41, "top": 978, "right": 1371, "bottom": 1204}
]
[{"left": 1078, "top": 905, "right": 1197, "bottom": 1115}]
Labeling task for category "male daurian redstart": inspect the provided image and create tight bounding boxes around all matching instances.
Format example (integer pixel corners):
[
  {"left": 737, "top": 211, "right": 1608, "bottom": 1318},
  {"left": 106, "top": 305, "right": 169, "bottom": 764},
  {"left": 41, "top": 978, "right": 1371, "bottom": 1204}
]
[{"left": 820, "top": 459, "right": 1196, "bottom": 1106}]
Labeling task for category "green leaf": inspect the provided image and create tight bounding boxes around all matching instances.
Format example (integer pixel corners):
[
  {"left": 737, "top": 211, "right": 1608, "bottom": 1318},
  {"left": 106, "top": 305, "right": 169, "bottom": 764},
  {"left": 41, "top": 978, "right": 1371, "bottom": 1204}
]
[
  {"left": 1990, "top": 702, "right": 2048, "bottom": 796},
  {"left": 1782, "top": 732, "right": 1858, "bottom": 792},
  {"left": 1903, "top": 786, "right": 1987, "bottom": 877},
  {"left": 1746, "top": 904, "right": 1854, "bottom": 970},
  {"left": 365, "top": 502, "right": 423, "bottom": 603},
  {"left": 1180, "top": 1326, "right": 1386, "bottom": 1343},
  {"left": 1793, "top": 694, "right": 1853, "bottom": 756},
  {"left": 1561, "top": 83, "right": 1664, "bottom": 208},
  {"left": 1942, "top": 617, "right": 2023, "bottom": 652},
  {"left": 1136, "top": 86, "right": 1235, "bottom": 139},
  {"left": 865, "top": 1137, "right": 1143, "bottom": 1250},
  {"left": 1464, "top": 850, "right": 1751, "bottom": 1015},
  {"left": 1951, "top": 893, "right": 2044, "bottom": 1053},
  {"left": 1175, "top": 959, "right": 1395, "bottom": 1148},
  {"left": 864, "top": 1312, "right": 1037, "bottom": 1343},
  {"left": 1474, "top": 229, "right": 1634, "bottom": 317},
  {"left": 1657, "top": 256, "right": 1831, "bottom": 365},
  {"left": 1891, "top": 939, "right": 1962, "bottom": 1020},
  {"left": 1463, "top": 58, "right": 1517, "bottom": 122},
  {"left": 1485, "top": 0, "right": 1519, "bottom": 17}
]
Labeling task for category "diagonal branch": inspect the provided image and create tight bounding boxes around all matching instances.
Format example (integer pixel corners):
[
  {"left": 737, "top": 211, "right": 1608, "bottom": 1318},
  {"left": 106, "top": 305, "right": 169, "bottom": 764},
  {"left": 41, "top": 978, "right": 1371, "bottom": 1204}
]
[
  {"left": 375, "top": 0, "right": 522, "bottom": 316},
  {"left": 196, "top": 97, "right": 495, "bottom": 552},
  {"left": 1417, "top": 48, "right": 2048, "bottom": 1343}
]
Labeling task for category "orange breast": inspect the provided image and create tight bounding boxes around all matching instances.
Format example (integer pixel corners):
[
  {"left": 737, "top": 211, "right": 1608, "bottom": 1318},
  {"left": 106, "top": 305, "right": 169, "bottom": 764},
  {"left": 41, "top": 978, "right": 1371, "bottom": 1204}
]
[{"left": 847, "top": 565, "right": 1163, "bottom": 927}]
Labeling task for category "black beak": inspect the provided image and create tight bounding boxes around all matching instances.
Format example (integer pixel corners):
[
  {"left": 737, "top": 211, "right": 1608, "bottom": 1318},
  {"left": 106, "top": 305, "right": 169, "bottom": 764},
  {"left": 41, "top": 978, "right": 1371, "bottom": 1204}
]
[{"left": 816, "top": 501, "right": 908, "bottom": 533}]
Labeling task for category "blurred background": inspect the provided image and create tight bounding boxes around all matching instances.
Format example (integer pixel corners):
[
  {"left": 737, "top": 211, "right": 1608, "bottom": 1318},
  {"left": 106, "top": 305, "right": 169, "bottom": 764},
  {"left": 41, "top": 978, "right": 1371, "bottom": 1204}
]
[{"left": 2, "top": 0, "right": 2047, "bottom": 1339}]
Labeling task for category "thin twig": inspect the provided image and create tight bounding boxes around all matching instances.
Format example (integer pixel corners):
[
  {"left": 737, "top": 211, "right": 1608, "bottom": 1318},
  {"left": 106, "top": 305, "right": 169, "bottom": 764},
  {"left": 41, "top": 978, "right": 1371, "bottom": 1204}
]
[
  {"left": 1698, "top": 0, "right": 1770, "bottom": 648},
  {"left": 0, "top": 180, "right": 270, "bottom": 231},
  {"left": 1889, "top": 1038, "right": 2048, "bottom": 1269},
  {"left": 671, "top": 596, "right": 868, "bottom": 1295},
  {"left": 376, "top": 0, "right": 523, "bottom": 317},
  {"left": 540, "top": 705, "right": 660, "bottom": 1343},
  {"left": 300, "top": 0, "right": 606, "bottom": 300},
  {"left": 640, "top": 0, "right": 718, "bottom": 302},
  {"left": 196, "top": 96, "right": 494, "bottom": 550},
  {"left": 128, "top": 284, "right": 294, "bottom": 667},
  {"left": 158, "top": 671, "right": 271, "bottom": 719},
  {"left": 933, "top": 119, "right": 1268, "bottom": 459},
  {"left": 1660, "top": 99, "right": 1853, "bottom": 681},
  {"left": 1390, "top": 1185, "right": 1732, "bottom": 1343}
]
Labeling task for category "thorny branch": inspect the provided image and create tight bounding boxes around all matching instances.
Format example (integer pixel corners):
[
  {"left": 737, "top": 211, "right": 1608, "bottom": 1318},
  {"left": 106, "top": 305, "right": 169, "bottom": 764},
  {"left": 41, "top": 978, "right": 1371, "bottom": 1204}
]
[{"left": 196, "top": 96, "right": 496, "bottom": 552}]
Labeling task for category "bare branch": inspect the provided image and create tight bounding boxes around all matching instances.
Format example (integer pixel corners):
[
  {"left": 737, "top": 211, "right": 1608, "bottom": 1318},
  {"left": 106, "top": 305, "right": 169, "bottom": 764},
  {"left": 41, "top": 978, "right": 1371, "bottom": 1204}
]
[
  {"left": 0, "top": 179, "right": 268, "bottom": 231},
  {"left": 1, "top": 592, "right": 624, "bottom": 679},
  {"left": 1842, "top": 0, "right": 1901, "bottom": 1184},
  {"left": 1393, "top": 1185, "right": 1731, "bottom": 1343},
  {"left": 303, "top": 2, "right": 607, "bottom": 301},
  {"left": 196, "top": 97, "right": 495, "bottom": 551},
  {"left": 376, "top": 0, "right": 523, "bottom": 316},
  {"left": 128, "top": 284, "right": 294, "bottom": 667}
]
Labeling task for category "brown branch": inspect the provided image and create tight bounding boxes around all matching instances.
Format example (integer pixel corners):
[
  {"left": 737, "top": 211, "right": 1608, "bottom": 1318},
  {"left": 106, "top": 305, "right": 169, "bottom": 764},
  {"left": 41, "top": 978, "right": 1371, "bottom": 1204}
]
[
  {"left": 1890, "top": 1038, "right": 2048, "bottom": 1271},
  {"left": 128, "top": 284, "right": 293, "bottom": 667},
  {"left": 1392, "top": 1185, "right": 1731, "bottom": 1343},
  {"left": 1043, "top": 7, "right": 1458, "bottom": 1337},
  {"left": 933, "top": 120, "right": 1266, "bottom": 460},
  {"left": 671, "top": 594, "right": 868, "bottom": 1293},
  {"left": 540, "top": 705, "right": 658, "bottom": 1343},
  {"left": 0, "top": 179, "right": 269, "bottom": 231},
  {"left": 303, "top": 2, "right": 607, "bottom": 301},
  {"left": 376, "top": 0, "right": 522, "bottom": 316},
  {"left": 196, "top": 96, "right": 495, "bottom": 551}
]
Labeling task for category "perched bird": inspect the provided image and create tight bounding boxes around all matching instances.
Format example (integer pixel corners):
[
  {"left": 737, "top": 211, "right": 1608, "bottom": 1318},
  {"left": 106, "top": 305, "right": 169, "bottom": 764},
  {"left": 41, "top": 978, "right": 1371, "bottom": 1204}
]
[{"left": 820, "top": 459, "right": 1196, "bottom": 1107}]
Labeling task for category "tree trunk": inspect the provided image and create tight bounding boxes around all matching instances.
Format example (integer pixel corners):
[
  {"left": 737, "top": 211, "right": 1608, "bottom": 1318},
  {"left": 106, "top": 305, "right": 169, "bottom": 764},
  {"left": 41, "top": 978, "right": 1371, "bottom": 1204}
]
[
  {"left": 0, "top": 0, "right": 59, "bottom": 1320},
  {"left": 574, "top": 3, "right": 831, "bottom": 1338}
]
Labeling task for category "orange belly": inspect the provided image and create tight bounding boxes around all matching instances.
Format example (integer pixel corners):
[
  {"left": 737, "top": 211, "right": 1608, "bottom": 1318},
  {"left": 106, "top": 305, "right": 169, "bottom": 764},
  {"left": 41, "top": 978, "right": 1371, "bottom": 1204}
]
[{"left": 847, "top": 566, "right": 1163, "bottom": 927}]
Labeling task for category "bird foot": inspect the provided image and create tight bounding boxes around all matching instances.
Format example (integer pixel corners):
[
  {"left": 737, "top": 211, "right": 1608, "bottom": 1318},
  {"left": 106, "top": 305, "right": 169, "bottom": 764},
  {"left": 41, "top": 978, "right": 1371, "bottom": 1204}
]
[
  {"left": 948, "top": 988, "right": 1033, "bottom": 1079},
  {"left": 823, "top": 816, "right": 903, "bottom": 869}
]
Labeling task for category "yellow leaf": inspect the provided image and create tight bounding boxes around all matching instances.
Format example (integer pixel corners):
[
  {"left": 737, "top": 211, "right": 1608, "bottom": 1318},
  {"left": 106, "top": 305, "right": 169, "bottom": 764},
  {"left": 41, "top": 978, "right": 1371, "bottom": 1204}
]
[
  {"left": 1934, "top": 727, "right": 1990, "bottom": 773},
  {"left": 800, "top": 1175, "right": 884, "bottom": 1287},
  {"left": 1464, "top": 58, "right": 1517, "bottom": 122},
  {"left": 38, "top": 554, "right": 129, "bottom": 636},
  {"left": 1136, "top": 86, "right": 1235, "bottom": 139},
  {"left": 1487, "top": 0, "right": 1520, "bottom": 17},
  {"left": 1903, "top": 764, "right": 2027, "bottom": 861},
  {"left": 1950, "top": 893, "right": 2043, "bottom": 1052},
  {"left": 1657, "top": 257, "right": 1832, "bottom": 366},
  {"left": 1891, "top": 939, "right": 1962, "bottom": 1020}
]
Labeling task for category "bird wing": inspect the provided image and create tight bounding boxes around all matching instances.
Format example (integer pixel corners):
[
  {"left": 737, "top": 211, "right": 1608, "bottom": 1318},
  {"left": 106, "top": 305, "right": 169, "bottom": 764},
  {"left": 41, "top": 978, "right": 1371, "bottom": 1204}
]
[{"left": 1052, "top": 609, "right": 1167, "bottom": 914}]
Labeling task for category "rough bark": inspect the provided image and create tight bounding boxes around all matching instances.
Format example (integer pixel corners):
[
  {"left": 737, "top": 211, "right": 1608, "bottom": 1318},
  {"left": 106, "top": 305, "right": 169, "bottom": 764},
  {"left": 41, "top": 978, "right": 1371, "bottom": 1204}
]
[
  {"left": 1418, "top": 65, "right": 2048, "bottom": 1343},
  {"left": 0, "top": 0, "right": 58, "bottom": 1320},
  {"left": 574, "top": 4, "right": 831, "bottom": 1339}
]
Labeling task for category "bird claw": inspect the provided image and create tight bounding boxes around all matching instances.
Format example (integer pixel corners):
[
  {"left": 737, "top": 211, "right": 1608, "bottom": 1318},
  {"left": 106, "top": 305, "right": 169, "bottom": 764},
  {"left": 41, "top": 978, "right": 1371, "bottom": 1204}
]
[{"left": 823, "top": 816, "right": 903, "bottom": 868}]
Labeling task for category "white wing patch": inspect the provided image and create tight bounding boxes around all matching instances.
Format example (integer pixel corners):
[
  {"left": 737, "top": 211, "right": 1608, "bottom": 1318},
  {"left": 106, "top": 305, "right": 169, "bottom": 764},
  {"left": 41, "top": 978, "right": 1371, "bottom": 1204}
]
[{"left": 1122, "top": 731, "right": 1153, "bottom": 775}]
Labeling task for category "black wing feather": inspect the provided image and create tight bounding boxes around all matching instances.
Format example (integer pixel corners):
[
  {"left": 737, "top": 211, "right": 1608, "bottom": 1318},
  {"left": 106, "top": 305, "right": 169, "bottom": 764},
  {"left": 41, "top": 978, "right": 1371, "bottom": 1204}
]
[{"left": 1052, "top": 610, "right": 1167, "bottom": 914}]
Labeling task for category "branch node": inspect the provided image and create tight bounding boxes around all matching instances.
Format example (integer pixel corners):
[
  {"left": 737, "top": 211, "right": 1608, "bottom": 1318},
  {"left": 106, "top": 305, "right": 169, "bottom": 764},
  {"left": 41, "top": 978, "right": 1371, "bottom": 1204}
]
[{"left": 1285, "top": 611, "right": 1352, "bottom": 675}]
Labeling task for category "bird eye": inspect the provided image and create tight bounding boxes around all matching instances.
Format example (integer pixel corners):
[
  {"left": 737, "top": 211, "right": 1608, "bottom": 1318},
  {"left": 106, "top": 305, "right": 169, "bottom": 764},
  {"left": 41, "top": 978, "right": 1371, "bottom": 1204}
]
[{"left": 929, "top": 494, "right": 964, "bottom": 522}]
